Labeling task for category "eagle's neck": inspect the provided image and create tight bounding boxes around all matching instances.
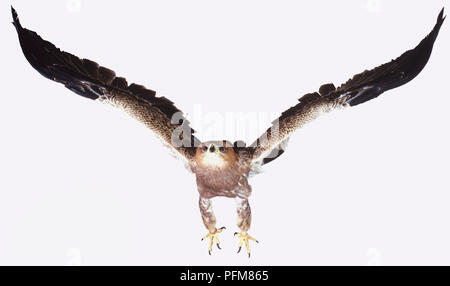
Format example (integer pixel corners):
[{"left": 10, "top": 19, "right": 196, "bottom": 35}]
[{"left": 197, "top": 153, "right": 229, "bottom": 170}]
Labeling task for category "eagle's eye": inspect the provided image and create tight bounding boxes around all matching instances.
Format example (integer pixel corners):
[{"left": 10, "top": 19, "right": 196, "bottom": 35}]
[
  {"left": 202, "top": 146, "right": 208, "bottom": 152},
  {"left": 219, "top": 146, "right": 225, "bottom": 152}
]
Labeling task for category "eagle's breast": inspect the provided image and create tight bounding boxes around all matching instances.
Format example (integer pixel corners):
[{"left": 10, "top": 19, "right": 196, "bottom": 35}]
[{"left": 193, "top": 141, "right": 251, "bottom": 198}]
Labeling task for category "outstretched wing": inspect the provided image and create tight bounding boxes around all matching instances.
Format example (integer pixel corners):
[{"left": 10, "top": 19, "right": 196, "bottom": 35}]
[
  {"left": 11, "top": 7, "right": 201, "bottom": 165},
  {"left": 248, "top": 8, "right": 445, "bottom": 166}
]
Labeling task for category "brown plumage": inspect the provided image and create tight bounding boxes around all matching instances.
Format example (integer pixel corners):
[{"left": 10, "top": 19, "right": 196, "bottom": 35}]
[{"left": 12, "top": 6, "right": 444, "bottom": 256}]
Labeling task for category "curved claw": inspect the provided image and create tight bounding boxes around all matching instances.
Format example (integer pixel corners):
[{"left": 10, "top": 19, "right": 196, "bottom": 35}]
[
  {"left": 234, "top": 232, "right": 258, "bottom": 258},
  {"left": 202, "top": 227, "right": 226, "bottom": 255}
]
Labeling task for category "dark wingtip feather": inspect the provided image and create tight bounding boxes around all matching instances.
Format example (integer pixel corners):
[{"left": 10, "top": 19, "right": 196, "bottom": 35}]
[
  {"left": 438, "top": 7, "right": 446, "bottom": 22},
  {"left": 11, "top": 6, "right": 21, "bottom": 29},
  {"left": 342, "top": 8, "right": 445, "bottom": 107},
  {"left": 11, "top": 6, "right": 17, "bottom": 19},
  {"left": 430, "top": 7, "right": 446, "bottom": 40},
  {"left": 437, "top": 7, "right": 445, "bottom": 26}
]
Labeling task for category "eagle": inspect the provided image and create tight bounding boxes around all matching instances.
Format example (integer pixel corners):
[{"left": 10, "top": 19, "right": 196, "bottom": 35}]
[{"left": 12, "top": 6, "right": 445, "bottom": 257}]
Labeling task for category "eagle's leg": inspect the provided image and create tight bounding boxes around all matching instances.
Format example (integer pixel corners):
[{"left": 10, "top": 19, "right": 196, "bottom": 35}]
[
  {"left": 199, "top": 196, "right": 225, "bottom": 255},
  {"left": 233, "top": 196, "right": 258, "bottom": 257}
]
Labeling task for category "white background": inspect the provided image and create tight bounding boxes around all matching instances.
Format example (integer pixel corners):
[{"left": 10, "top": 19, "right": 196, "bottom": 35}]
[{"left": 1, "top": 0, "right": 449, "bottom": 265}]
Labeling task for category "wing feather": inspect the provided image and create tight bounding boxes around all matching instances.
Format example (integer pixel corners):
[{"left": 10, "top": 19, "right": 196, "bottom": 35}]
[
  {"left": 12, "top": 7, "right": 200, "bottom": 164},
  {"left": 249, "top": 8, "right": 445, "bottom": 166}
]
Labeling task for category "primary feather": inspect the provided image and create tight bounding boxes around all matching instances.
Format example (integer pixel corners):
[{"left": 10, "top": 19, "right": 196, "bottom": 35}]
[
  {"left": 11, "top": 6, "right": 200, "bottom": 165},
  {"left": 249, "top": 8, "right": 445, "bottom": 167}
]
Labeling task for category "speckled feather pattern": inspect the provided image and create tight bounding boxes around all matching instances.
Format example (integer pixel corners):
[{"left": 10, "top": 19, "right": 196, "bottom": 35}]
[
  {"left": 251, "top": 96, "right": 349, "bottom": 164},
  {"left": 102, "top": 92, "right": 198, "bottom": 165}
]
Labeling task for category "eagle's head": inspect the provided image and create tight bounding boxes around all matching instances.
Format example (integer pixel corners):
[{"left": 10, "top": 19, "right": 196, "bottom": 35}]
[{"left": 195, "top": 140, "right": 237, "bottom": 170}]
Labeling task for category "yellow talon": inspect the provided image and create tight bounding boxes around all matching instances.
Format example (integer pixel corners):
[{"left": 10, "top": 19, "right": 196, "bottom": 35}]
[
  {"left": 201, "top": 227, "right": 225, "bottom": 255},
  {"left": 234, "top": 232, "right": 259, "bottom": 258}
]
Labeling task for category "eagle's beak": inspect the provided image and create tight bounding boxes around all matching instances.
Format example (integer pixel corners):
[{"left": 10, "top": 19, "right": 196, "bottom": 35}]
[{"left": 209, "top": 144, "right": 216, "bottom": 153}]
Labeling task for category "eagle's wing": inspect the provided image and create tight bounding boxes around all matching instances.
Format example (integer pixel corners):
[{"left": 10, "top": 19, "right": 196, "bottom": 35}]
[
  {"left": 12, "top": 7, "right": 200, "bottom": 165},
  {"left": 248, "top": 8, "right": 445, "bottom": 167}
]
